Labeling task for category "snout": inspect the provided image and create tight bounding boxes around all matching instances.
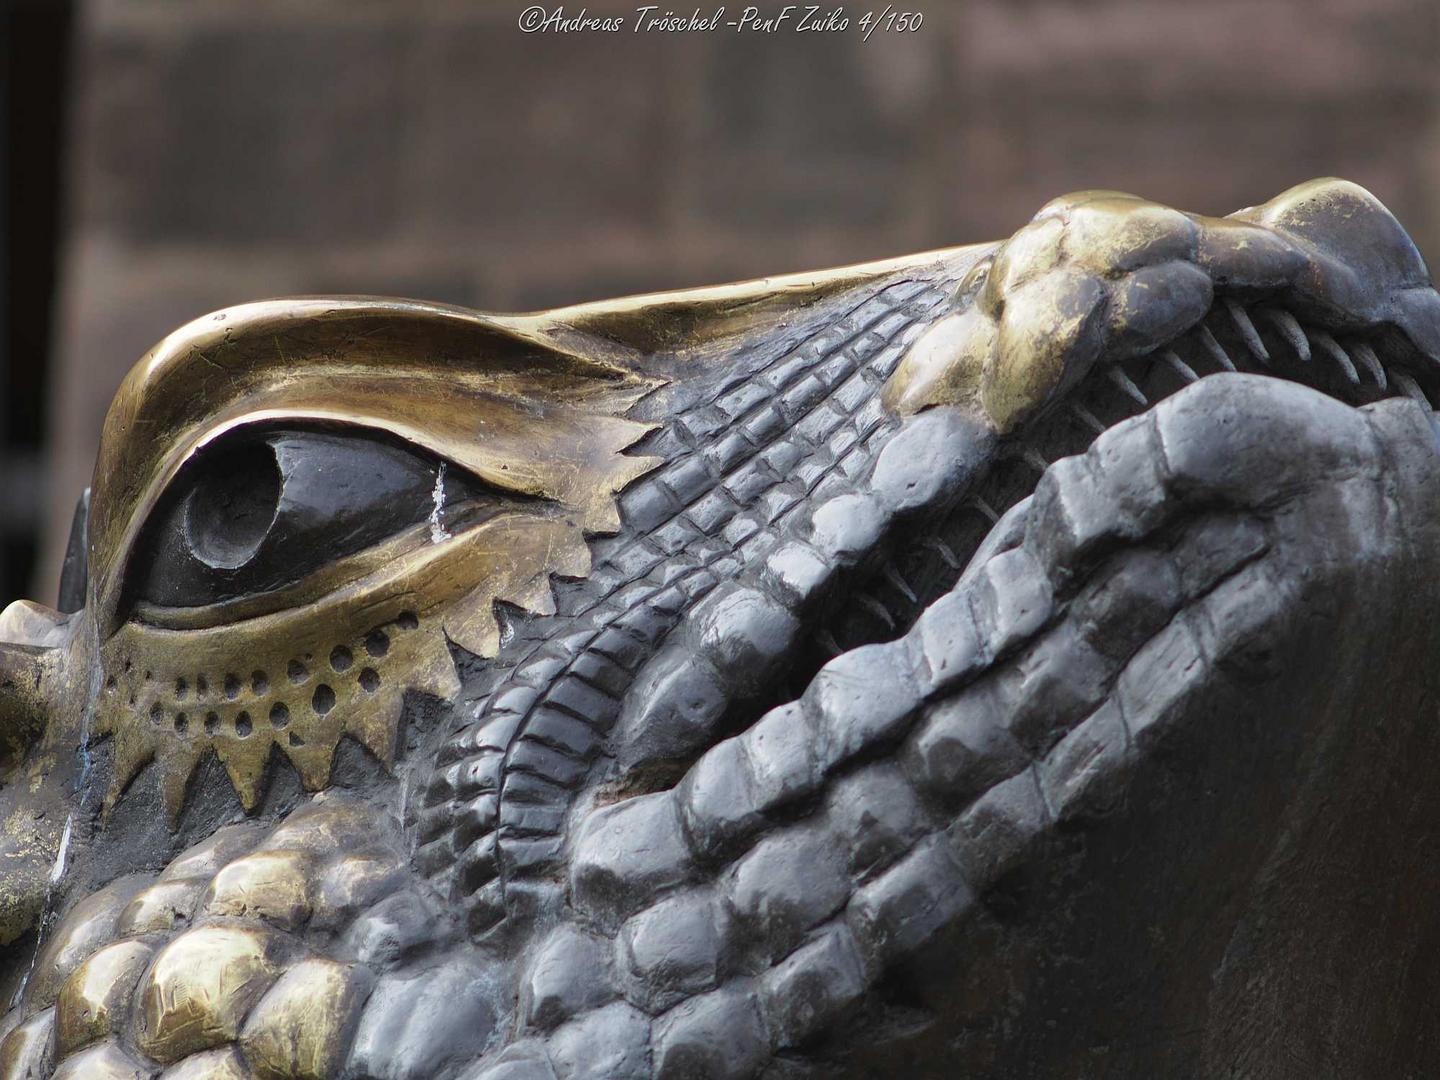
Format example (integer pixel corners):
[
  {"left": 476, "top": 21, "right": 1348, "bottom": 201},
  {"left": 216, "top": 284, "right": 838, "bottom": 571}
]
[
  {"left": 0, "top": 599, "right": 78, "bottom": 944},
  {"left": 0, "top": 600, "right": 66, "bottom": 750}
]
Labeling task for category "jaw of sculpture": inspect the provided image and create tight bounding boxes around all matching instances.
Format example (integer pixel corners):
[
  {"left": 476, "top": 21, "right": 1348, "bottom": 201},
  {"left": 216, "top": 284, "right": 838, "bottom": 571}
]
[{"left": 0, "top": 177, "right": 1438, "bottom": 1078}]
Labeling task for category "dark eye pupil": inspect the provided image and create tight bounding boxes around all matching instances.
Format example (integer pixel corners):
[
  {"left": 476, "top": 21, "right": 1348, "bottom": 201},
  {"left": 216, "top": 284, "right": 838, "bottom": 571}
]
[
  {"left": 128, "top": 428, "right": 492, "bottom": 611},
  {"left": 185, "top": 442, "right": 282, "bottom": 571}
]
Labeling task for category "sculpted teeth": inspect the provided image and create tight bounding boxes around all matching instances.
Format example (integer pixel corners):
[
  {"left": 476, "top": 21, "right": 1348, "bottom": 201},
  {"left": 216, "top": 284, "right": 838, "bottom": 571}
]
[
  {"left": 1107, "top": 367, "right": 1149, "bottom": 407},
  {"left": 1021, "top": 446, "right": 1052, "bottom": 477},
  {"left": 1225, "top": 300, "right": 1270, "bottom": 365},
  {"left": 1263, "top": 308, "right": 1311, "bottom": 363},
  {"left": 1311, "top": 331, "right": 1359, "bottom": 385},
  {"left": 811, "top": 297, "right": 1434, "bottom": 764},
  {"left": 1196, "top": 325, "right": 1237, "bottom": 372},
  {"left": 1069, "top": 404, "right": 1107, "bottom": 436},
  {"left": 855, "top": 592, "right": 898, "bottom": 630},
  {"left": 967, "top": 495, "right": 1000, "bottom": 524},
  {"left": 1394, "top": 372, "right": 1429, "bottom": 406},
  {"left": 831, "top": 291, "right": 1436, "bottom": 723},
  {"left": 882, "top": 565, "right": 919, "bottom": 605},
  {"left": 921, "top": 535, "right": 963, "bottom": 570},
  {"left": 1161, "top": 349, "right": 1200, "bottom": 384},
  {"left": 1352, "top": 341, "right": 1387, "bottom": 389}
]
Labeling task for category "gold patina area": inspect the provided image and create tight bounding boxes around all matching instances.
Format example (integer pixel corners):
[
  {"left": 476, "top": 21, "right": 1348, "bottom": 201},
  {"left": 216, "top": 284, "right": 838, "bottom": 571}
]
[
  {"left": 65, "top": 250, "right": 972, "bottom": 821},
  {"left": 0, "top": 797, "right": 399, "bottom": 1078},
  {"left": 884, "top": 179, "right": 1422, "bottom": 433},
  {"left": 84, "top": 298, "right": 660, "bottom": 818},
  {"left": 95, "top": 512, "right": 594, "bottom": 817}
]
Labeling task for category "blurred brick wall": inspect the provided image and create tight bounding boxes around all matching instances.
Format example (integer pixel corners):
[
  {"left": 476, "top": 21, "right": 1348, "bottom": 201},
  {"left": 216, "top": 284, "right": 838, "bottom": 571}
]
[{"left": 36, "top": 0, "right": 1440, "bottom": 597}]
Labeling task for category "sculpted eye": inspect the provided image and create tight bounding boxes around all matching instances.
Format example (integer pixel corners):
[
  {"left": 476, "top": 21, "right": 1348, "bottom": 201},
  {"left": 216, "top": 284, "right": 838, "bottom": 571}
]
[{"left": 127, "top": 428, "right": 487, "bottom": 610}]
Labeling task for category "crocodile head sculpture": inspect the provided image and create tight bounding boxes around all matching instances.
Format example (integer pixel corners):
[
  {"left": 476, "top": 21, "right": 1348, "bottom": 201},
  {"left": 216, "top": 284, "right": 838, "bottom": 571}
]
[{"left": 1, "top": 178, "right": 1439, "bottom": 1078}]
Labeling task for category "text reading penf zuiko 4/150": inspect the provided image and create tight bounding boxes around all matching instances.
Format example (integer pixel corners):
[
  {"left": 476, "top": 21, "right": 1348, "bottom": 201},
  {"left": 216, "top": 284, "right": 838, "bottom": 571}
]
[{"left": 518, "top": 6, "right": 925, "bottom": 38}]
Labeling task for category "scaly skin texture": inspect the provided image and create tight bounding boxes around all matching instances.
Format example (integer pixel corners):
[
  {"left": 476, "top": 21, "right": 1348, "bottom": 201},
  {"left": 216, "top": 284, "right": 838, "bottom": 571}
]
[{"left": 1, "top": 178, "right": 1440, "bottom": 1078}]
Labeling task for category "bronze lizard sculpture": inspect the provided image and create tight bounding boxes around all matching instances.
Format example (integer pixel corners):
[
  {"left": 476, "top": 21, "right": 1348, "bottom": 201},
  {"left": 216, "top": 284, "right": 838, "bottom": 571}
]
[{"left": 0, "top": 178, "right": 1437, "bottom": 1077}]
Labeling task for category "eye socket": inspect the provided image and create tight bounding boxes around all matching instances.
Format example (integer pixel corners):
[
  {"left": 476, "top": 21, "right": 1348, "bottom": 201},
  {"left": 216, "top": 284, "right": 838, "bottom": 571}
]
[{"left": 127, "top": 427, "right": 489, "bottom": 611}]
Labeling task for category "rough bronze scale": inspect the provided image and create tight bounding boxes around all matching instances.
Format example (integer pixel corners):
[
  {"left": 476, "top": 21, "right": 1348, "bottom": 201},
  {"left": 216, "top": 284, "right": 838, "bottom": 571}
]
[{"left": 0, "top": 179, "right": 1439, "bottom": 1076}]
